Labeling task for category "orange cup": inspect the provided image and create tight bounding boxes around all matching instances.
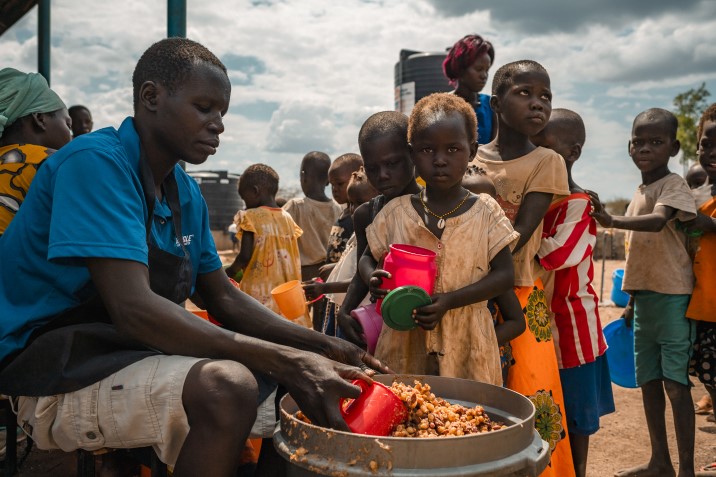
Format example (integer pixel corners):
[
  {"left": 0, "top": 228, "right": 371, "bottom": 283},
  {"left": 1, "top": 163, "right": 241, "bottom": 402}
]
[{"left": 271, "top": 280, "right": 307, "bottom": 320}]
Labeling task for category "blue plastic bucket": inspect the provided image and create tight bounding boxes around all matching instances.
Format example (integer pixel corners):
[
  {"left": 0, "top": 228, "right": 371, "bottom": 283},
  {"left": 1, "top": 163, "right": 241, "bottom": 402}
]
[
  {"left": 603, "top": 318, "right": 638, "bottom": 388},
  {"left": 610, "top": 268, "right": 630, "bottom": 307}
]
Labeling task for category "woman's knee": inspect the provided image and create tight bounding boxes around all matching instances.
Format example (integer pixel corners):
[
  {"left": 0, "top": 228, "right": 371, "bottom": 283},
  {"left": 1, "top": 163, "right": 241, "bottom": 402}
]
[{"left": 182, "top": 360, "right": 259, "bottom": 426}]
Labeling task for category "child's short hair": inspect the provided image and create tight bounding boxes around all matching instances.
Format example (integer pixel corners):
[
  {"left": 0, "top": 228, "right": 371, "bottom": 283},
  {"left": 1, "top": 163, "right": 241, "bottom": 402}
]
[
  {"left": 443, "top": 34, "right": 495, "bottom": 87},
  {"left": 685, "top": 163, "right": 707, "bottom": 189},
  {"left": 549, "top": 108, "right": 586, "bottom": 146},
  {"left": 301, "top": 151, "right": 331, "bottom": 179},
  {"left": 407, "top": 92, "right": 477, "bottom": 145},
  {"left": 697, "top": 103, "right": 716, "bottom": 140},
  {"left": 331, "top": 153, "right": 363, "bottom": 172},
  {"left": 358, "top": 111, "right": 409, "bottom": 156},
  {"left": 633, "top": 108, "right": 679, "bottom": 139},
  {"left": 347, "top": 168, "right": 379, "bottom": 202},
  {"left": 491, "top": 60, "right": 548, "bottom": 98},
  {"left": 132, "top": 38, "right": 227, "bottom": 110},
  {"left": 240, "top": 163, "right": 279, "bottom": 196},
  {"left": 68, "top": 105, "right": 91, "bottom": 116}
]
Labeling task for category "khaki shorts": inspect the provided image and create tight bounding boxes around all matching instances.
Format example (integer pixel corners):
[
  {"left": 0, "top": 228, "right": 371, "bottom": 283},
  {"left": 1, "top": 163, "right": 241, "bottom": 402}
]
[{"left": 16, "top": 355, "right": 277, "bottom": 466}]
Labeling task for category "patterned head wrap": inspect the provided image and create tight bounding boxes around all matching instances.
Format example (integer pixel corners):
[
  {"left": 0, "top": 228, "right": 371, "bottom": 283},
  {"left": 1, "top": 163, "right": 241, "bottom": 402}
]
[{"left": 0, "top": 68, "right": 66, "bottom": 138}]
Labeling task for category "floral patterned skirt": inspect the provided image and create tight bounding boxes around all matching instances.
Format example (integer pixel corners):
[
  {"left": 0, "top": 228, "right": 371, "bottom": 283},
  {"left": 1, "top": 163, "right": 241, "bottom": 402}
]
[{"left": 507, "top": 283, "right": 575, "bottom": 477}]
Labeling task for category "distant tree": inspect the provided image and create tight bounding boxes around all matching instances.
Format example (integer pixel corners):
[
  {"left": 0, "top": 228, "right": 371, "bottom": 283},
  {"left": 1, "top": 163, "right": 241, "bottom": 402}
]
[
  {"left": 673, "top": 83, "right": 711, "bottom": 165},
  {"left": 605, "top": 198, "right": 631, "bottom": 215}
]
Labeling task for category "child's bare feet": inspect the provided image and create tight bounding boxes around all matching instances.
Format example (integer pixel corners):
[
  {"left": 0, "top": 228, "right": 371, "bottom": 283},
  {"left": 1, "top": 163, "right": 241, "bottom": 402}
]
[{"left": 615, "top": 462, "right": 675, "bottom": 477}]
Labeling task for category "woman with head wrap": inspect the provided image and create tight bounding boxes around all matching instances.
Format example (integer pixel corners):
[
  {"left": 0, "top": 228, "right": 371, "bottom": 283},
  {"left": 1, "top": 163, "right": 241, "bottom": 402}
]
[
  {"left": 443, "top": 34, "right": 497, "bottom": 145},
  {"left": 0, "top": 68, "right": 71, "bottom": 234}
]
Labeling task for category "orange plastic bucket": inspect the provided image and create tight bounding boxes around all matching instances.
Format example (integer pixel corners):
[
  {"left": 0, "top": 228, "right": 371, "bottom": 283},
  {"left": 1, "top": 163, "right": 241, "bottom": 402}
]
[{"left": 271, "top": 280, "right": 307, "bottom": 320}]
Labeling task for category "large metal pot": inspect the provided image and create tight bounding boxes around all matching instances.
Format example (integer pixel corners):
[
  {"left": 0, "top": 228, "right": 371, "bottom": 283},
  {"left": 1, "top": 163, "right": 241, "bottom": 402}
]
[{"left": 274, "top": 375, "right": 550, "bottom": 476}]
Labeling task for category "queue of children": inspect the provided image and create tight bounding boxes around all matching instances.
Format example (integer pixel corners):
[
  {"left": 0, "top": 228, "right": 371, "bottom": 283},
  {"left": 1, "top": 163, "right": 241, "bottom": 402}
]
[
  {"left": 225, "top": 56, "right": 715, "bottom": 476},
  {"left": 6, "top": 31, "right": 706, "bottom": 477}
]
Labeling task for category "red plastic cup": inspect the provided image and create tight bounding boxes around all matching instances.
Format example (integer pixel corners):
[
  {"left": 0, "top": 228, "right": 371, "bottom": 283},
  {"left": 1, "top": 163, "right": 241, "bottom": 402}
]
[{"left": 340, "top": 380, "right": 407, "bottom": 436}]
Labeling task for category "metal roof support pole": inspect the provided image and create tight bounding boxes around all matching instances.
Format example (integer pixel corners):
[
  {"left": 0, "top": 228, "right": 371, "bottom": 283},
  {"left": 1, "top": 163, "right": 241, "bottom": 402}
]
[
  {"left": 38, "top": 0, "right": 50, "bottom": 84},
  {"left": 168, "top": 0, "right": 187, "bottom": 169},
  {"left": 167, "top": 0, "right": 186, "bottom": 38}
]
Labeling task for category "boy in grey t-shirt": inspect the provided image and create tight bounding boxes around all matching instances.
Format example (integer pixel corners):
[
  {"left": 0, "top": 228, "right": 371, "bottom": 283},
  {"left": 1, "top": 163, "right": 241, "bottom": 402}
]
[{"left": 589, "top": 108, "right": 696, "bottom": 477}]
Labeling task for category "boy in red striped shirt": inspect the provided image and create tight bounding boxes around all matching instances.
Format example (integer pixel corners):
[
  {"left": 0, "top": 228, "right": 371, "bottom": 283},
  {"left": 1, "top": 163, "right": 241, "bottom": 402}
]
[{"left": 531, "top": 109, "right": 615, "bottom": 477}]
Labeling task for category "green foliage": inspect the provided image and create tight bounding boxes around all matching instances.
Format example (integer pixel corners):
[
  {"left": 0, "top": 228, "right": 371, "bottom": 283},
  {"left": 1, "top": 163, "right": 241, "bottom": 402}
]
[{"left": 673, "top": 83, "right": 711, "bottom": 165}]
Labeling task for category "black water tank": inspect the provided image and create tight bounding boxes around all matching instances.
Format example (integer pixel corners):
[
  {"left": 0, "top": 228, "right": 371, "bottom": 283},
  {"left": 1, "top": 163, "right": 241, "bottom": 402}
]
[
  {"left": 394, "top": 49, "right": 452, "bottom": 114},
  {"left": 187, "top": 170, "right": 242, "bottom": 231}
]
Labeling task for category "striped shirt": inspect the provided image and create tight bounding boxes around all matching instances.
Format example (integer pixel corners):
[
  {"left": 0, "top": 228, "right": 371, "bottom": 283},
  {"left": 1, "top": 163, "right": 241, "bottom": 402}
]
[{"left": 537, "top": 193, "right": 607, "bottom": 368}]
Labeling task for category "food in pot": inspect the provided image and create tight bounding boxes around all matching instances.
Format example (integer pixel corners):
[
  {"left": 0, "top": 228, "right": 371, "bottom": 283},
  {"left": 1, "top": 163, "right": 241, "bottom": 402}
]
[
  {"left": 294, "top": 380, "right": 503, "bottom": 437},
  {"left": 389, "top": 380, "right": 503, "bottom": 437}
]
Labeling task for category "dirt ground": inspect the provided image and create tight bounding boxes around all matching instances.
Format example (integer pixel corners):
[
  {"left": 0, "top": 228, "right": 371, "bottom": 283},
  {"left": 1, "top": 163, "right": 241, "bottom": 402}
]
[
  {"left": 5, "top": 257, "right": 715, "bottom": 476},
  {"left": 587, "top": 259, "right": 714, "bottom": 476}
]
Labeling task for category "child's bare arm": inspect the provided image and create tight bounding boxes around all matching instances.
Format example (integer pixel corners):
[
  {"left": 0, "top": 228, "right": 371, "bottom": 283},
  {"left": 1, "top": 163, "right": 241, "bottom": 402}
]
[
  {"left": 318, "top": 262, "right": 336, "bottom": 281},
  {"left": 493, "top": 290, "right": 526, "bottom": 345},
  {"left": 359, "top": 246, "right": 380, "bottom": 285},
  {"left": 336, "top": 273, "right": 369, "bottom": 347},
  {"left": 364, "top": 250, "right": 395, "bottom": 300},
  {"left": 225, "top": 231, "right": 254, "bottom": 278},
  {"left": 512, "top": 191, "right": 553, "bottom": 253},
  {"left": 353, "top": 202, "right": 371, "bottom": 260},
  {"left": 335, "top": 202, "right": 372, "bottom": 347},
  {"left": 588, "top": 190, "right": 677, "bottom": 232},
  {"left": 680, "top": 212, "right": 716, "bottom": 234},
  {"left": 302, "top": 279, "right": 352, "bottom": 301},
  {"left": 413, "top": 246, "right": 515, "bottom": 330}
]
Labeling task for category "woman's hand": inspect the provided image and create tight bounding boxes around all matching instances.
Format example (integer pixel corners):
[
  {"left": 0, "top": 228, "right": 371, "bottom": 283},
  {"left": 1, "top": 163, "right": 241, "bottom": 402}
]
[
  {"left": 412, "top": 293, "right": 452, "bottom": 330},
  {"left": 368, "top": 269, "right": 391, "bottom": 301}
]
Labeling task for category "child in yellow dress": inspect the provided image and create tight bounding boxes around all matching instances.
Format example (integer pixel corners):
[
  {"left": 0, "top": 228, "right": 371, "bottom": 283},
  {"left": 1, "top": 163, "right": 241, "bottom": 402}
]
[{"left": 225, "top": 164, "right": 308, "bottom": 327}]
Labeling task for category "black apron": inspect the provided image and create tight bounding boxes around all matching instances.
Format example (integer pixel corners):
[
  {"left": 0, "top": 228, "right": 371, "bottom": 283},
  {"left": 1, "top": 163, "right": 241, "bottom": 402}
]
[{"left": 0, "top": 152, "right": 193, "bottom": 396}]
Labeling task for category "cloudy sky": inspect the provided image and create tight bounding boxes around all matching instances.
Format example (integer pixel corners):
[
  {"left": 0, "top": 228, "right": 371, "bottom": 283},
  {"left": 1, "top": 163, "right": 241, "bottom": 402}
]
[{"left": 2, "top": 0, "right": 715, "bottom": 200}]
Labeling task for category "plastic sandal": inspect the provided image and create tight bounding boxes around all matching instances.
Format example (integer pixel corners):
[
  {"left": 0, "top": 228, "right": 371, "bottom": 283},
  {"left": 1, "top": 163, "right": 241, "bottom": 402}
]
[{"left": 695, "top": 395, "right": 713, "bottom": 415}]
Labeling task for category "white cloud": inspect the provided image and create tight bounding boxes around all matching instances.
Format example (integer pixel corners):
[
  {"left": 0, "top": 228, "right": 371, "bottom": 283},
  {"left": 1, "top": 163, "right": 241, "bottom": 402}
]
[{"left": 1, "top": 0, "right": 714, "bottom": 200}]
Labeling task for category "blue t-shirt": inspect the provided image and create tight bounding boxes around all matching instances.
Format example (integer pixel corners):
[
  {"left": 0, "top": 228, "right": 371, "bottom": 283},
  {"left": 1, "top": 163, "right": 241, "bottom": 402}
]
[
  {"left": 475, "top": 93, "right": 494, "bottom": 145},
  {"left": 0, "top": 117, "right": 222, "bottom": 361}
]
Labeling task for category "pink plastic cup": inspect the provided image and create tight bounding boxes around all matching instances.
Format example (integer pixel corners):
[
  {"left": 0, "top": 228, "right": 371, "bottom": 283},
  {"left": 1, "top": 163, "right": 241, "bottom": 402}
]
[
  {"left": 340, "top": 380, "right": 407, "bottom": 436},
  {"left": 350, "top": 303, "right": 382, "bottom": 355}
]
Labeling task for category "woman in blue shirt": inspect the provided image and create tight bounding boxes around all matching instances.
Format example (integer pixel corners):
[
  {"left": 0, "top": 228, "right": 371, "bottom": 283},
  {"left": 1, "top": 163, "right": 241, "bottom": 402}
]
[{"left": 443, "top": 34, "right": 497, "bottom": 145}]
